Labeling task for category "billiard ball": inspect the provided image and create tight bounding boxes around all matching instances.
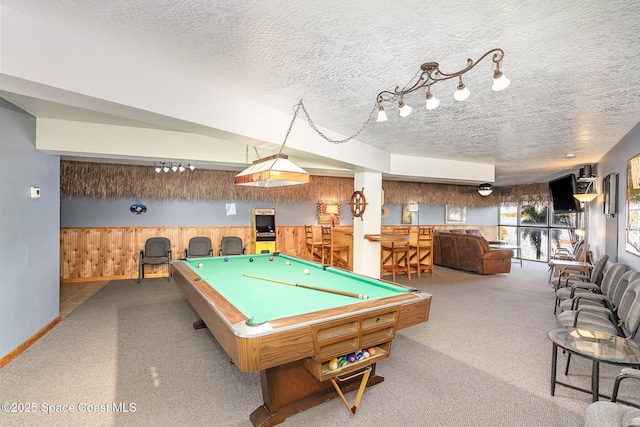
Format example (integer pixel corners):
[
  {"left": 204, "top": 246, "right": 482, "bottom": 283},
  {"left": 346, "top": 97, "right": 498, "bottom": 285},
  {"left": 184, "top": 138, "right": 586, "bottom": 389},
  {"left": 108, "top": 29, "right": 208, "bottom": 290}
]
[
  {"left": 223, "top": 257, "right": 229, "bottom": 262},
  {"left": 197, "top": 262, "right": 203, "bottom": 268},
  {"left": 249, "top": 258, "right": 254, "bottom": 262},
  {"left": 347, "top": 353, "right": 357, "bottom": 363},
  {"left": 286, "top": 260, "right": 291, "bottom": 265},
  {"left": 337, "top": 356, "right": 348, "bottom": 367},
  {"left": 269, "top": 257, "right": 274, "bottom": 261},
  {"left": 362, "top": 350, "right": 370, "bottom": 359},
  {"left": 356, "top": 351, "right": 364, "bottom": 360},
  {"left": 328, "top": 358, "right": 339, "bottom": 370},
  {"left": 303, "top": 268, "right": 310, "bottom": 275},
  {"left": 367, "top": 347, "right": 376, "bottom": 357}
]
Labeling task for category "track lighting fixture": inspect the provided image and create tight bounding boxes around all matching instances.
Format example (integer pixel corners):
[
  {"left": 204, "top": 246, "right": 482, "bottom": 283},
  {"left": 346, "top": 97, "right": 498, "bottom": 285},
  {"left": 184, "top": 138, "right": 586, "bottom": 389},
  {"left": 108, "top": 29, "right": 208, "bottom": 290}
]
[
  {"left": 153, "top": 162, "right": 195, "bottom": 173},
  {"left": 376, "top": 48, "right": 509, "bottom": 120}
]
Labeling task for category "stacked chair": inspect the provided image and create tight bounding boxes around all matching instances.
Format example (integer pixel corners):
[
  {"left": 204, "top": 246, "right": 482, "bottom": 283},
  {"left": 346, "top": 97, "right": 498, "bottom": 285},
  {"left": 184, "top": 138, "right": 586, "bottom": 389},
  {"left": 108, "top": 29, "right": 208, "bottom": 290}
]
[
  {"left": 553, "top": 254, "right": 609, "bottom": 313},
  {"left": 557, "top": 275, "right": 640, "bottom": 338},
  {"left": 558, "top": 267, "right": 637, "bottom": 315},
  {"left": 552, "top": 253, "right": 640, "bottom": 424},
  {"left": 548, "top": 239, "right": 586, "bottom": 281},
  {"left": 555, "top": 264, "right": 640, "bottom": 373}
]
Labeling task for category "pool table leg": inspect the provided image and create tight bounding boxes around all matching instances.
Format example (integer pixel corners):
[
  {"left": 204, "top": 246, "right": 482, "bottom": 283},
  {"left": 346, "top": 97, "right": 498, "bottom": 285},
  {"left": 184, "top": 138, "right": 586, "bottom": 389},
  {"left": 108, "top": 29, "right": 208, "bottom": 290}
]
[{"left": 249, "top": 359, "right": 384, "bottom": 427}]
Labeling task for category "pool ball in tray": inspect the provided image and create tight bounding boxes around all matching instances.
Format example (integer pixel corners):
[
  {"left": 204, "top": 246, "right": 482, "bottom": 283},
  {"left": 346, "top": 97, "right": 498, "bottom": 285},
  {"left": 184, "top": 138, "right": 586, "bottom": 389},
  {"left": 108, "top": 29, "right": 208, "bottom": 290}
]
[{"left": 327, "top": 347, "right": 377, "bottom": 370}]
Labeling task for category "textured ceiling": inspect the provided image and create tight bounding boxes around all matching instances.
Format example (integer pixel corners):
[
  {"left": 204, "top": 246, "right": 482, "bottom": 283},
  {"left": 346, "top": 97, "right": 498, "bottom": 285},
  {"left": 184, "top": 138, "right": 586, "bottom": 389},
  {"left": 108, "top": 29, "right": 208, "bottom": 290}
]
[{"left": 3, "top": 0, "right": 640, "bottom": 185}]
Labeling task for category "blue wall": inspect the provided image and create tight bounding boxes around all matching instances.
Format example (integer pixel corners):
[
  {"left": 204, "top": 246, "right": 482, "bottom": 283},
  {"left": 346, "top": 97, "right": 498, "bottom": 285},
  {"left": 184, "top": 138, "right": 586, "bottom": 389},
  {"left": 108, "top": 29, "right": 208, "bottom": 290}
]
[
  {"left": 60, "top": 197, "right": 498, "bottom": 228},
  {"left": 0, "top": 99, "right": 60, "bottom": 359},
  {"left": 593, "top": 121, "right": 640, "bottom": 270}
]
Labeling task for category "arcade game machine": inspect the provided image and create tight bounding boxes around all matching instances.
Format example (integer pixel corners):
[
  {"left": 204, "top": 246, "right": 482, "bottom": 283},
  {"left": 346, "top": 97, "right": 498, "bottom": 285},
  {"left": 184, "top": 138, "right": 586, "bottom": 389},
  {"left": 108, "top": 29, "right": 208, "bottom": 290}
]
[{"left": 251, "top": 208, "right": 276, "bottom": 254}]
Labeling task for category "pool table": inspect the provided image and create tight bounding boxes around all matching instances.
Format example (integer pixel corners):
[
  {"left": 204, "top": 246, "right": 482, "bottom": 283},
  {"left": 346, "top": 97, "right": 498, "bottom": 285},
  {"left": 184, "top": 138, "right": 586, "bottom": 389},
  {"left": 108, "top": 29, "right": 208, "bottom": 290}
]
[{"left": 172, "top": 252, "right": 431, "bottom": 426}]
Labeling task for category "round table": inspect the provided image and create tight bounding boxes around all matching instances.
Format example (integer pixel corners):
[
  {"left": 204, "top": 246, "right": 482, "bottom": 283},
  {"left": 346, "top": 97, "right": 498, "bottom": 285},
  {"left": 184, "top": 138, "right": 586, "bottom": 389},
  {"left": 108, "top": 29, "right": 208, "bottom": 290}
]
[{"left": 548, "top": 327, "right": 640, "bottom": 403}]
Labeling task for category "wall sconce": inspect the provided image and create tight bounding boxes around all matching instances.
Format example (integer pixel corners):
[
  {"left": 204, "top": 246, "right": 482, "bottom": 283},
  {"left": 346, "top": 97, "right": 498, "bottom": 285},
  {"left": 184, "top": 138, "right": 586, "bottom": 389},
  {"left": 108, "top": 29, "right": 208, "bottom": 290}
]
[
  {"left": 574, "top": 178, "right": 598, "bottom": 203},
  {"left": 376, "top": 48, "right": 509, "bottom": 120}
]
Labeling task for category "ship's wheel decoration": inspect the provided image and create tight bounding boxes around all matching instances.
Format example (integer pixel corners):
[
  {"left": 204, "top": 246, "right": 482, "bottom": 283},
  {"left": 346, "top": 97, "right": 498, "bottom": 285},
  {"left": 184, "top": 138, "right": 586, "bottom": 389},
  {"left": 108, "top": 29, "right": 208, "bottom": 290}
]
[{"left": 349, "top": 188, "right": 367, "bottom": 220}]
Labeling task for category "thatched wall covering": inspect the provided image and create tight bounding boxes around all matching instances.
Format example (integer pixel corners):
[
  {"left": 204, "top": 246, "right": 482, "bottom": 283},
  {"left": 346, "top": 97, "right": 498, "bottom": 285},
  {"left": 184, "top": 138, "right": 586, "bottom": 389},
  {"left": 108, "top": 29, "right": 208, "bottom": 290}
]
[{"left": 60, "top": 161, "right": 550, "bottom": 207}]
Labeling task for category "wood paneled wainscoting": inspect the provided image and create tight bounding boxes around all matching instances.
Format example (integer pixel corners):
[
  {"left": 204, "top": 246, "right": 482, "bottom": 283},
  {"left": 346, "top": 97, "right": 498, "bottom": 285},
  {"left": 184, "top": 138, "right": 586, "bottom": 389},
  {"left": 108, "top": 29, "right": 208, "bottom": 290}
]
[
  {"left": 60, "top": 226, "right": 309, "bottom": 282},
  {"left": 60, "top": 225, "right": 497, "bottom": 282}
]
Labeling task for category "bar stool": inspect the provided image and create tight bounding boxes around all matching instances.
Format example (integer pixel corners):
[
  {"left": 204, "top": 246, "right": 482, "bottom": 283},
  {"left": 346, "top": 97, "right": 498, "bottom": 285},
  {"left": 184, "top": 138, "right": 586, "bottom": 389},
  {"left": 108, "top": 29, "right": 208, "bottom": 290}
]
[
  {"left": 321, "top": 226, "right": 350, "bottom": 269},
  {"left": 305, "top": 225, "right": 323, "bottom": 262},
  {"left": 409, "top": 226, "right": 435, "bottom": 278},
  {"left": 380, "top": 226, "right": 411, "bottom": 281}
]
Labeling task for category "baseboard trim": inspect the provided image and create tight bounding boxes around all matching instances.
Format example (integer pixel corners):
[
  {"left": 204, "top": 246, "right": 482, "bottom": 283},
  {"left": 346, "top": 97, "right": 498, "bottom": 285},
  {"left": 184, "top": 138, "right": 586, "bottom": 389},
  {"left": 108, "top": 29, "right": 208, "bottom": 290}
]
[
  {"left": 61, "top": 274, "right": 170, "bottom": 283},
  {"left": 0, "top": 316, "right": 61, "bottom": 368}
]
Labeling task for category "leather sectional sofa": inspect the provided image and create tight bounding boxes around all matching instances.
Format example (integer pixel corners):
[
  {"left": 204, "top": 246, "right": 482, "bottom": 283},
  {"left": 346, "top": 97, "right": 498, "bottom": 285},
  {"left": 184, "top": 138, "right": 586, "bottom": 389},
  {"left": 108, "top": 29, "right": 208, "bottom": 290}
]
[{"left": 433, "top": 229, "right": 514, "bottom": 274}]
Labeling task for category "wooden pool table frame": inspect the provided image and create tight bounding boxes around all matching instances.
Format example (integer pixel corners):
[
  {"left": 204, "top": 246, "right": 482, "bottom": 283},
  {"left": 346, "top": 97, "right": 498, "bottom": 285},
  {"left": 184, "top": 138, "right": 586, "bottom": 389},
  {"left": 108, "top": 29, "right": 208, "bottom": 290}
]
[{"left": 172, "top": 256, "right": 431, "bottom": 426}]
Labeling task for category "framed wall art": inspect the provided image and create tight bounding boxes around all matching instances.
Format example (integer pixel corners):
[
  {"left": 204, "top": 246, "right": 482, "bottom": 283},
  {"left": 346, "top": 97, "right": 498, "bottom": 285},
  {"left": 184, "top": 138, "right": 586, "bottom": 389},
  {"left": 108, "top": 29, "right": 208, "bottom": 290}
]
[{"left": 445, "top": 205, "right": 466, "bottom": 224}]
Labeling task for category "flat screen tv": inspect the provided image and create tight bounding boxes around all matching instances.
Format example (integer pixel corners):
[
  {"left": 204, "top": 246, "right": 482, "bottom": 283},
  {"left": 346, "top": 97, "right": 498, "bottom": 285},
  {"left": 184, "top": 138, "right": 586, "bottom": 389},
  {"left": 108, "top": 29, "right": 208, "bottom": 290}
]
[{"left": 549, "top": 173, "right": 580, "bottom": 213}]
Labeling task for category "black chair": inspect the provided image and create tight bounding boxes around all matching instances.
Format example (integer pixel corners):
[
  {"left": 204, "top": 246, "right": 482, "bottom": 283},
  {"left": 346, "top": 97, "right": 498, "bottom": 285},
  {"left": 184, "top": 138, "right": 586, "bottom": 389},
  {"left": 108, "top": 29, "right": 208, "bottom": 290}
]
[
  {"left": 184, "top": 236, "right": 213, "bottom": 258},
  {"left": 138, "top": 237, "right": 172, "bottom": 283},
  {"left": 219, "top": 236, "right": 245, "bottom": 256}
]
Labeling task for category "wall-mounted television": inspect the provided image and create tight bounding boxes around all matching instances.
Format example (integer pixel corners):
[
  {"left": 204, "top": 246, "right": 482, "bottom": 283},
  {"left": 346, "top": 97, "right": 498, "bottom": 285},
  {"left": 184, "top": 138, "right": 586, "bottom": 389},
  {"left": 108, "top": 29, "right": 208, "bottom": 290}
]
[{"left": 549, "top": 173, "right": 580, "bottom": 213}]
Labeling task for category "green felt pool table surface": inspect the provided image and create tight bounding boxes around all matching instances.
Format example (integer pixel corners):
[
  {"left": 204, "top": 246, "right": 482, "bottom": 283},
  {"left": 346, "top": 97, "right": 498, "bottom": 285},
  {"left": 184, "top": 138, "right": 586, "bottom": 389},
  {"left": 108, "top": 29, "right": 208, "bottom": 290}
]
[{"left": 182, "top": 252, "right": 412, "bottom": 325}]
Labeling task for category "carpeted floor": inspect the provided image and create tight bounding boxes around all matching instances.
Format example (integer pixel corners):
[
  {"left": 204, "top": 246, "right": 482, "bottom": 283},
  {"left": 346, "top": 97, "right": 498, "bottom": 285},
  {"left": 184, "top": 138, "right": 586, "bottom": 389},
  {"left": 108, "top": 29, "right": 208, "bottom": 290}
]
[{"left": 1, "top": 261, "right": 638, "bottom": 426}]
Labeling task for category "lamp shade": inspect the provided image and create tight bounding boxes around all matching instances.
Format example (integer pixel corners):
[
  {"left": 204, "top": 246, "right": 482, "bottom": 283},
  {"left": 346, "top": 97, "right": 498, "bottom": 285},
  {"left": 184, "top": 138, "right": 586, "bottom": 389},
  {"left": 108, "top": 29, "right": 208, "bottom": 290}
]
[
  {"left": 492, "top": 72, "right": 510, "bottom": 91},
  {"left": 425, "top": 93, "right": 440, "bottom": 110},
  {"left": 399, "top": 102, "right": 412, "bottom": 117},
  {"left": 325, "top": 204, "right": 339, "bottom": 215},
  {"left": 454, "top": 85, "right": 470, "bottom": 101},
  {"left": 234, "top": 154, "right": 309, "bottom": 187},
  {"left": 574, "top": 192, "right": 598, "bottom": 203}
]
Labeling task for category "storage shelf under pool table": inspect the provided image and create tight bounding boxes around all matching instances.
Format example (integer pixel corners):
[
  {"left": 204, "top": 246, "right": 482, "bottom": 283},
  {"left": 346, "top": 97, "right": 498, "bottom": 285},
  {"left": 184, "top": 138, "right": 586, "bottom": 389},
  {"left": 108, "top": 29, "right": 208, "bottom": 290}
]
[{"left": 304, "top": 343, "right": 390, "bottom": 382}]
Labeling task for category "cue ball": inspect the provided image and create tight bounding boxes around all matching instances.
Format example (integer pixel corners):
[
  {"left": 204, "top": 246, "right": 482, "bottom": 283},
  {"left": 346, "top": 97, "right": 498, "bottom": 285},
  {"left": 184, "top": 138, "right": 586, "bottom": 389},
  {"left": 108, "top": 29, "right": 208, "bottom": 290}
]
[
  {"left": 249, "top": 258, "right": 254, "bottom": 262},
  {"left": 269, "top": 257, "right": 274, "bottom": 261},
  {"left": 286, "top": 260, "right": 291, "bottom": 265},
  {"left": 223, "top": 257, "right": 229, "bottom": 262},
  {"left": 303, "top": 268, "right": 310, "bottom": 275},
  {"left": 197, "top": 262, "right": 203, "bottom": 268}
]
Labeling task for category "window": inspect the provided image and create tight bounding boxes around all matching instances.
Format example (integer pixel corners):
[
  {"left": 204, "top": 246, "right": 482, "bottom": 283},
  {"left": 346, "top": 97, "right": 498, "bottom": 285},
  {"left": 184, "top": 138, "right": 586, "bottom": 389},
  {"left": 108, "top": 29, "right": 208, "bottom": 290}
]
[{"left": 499, "top": 202, "right": 578, "bottom": 262}]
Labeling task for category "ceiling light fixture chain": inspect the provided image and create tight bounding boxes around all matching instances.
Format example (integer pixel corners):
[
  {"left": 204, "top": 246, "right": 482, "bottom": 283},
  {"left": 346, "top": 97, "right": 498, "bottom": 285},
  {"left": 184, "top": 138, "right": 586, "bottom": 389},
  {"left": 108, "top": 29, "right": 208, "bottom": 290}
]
[
  {"left": 278, "top": 101, "right": 303, "bottom": 153},
  {"left": 298, "top": 100, "right": 378, "bottom": 144}
]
